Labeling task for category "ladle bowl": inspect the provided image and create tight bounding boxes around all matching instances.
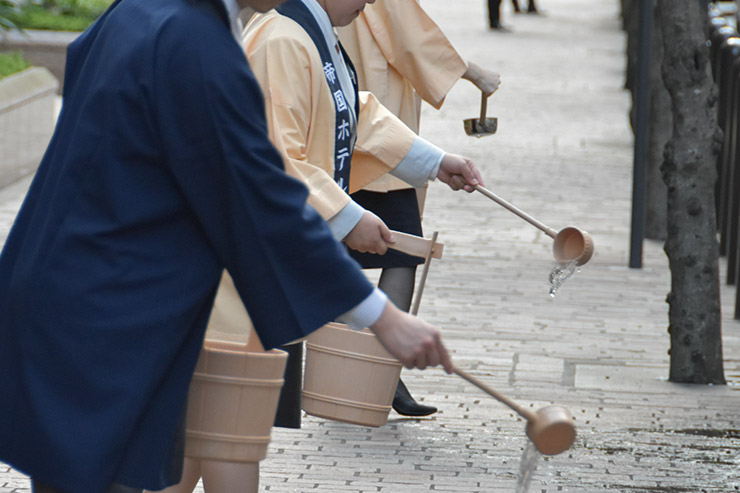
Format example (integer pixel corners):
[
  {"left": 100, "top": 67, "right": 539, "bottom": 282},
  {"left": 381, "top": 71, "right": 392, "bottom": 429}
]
[
  {"left": 553, "top": 227, "right": 594, "bottom": 266},
  {"left": 525, "top": 405, "right": 577, "bottom": 456},
  {"left": 464, "top": 91, "right": 497, "bottom": 137},
  {"left": 463, "top": 116, "right": 498, "bottom": 137}
]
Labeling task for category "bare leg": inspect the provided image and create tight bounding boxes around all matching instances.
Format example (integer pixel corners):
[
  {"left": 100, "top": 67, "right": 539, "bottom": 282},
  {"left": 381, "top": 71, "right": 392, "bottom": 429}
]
[
  {"left": 201, "top": 461, "right": 259, "bottom": 493},
  {"left": 146, "top": 458, "right": 202, "bottom": 493}
]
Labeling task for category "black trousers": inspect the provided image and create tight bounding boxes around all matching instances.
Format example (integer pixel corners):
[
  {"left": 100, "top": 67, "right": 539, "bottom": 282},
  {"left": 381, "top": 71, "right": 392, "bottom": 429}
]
[
  {"left": 487, "top": 0, "right": 502, "bottom": 27},
  {"left": 273, "top": 341, "right": 304, "bottom": 429},
  {"left": 512, "top": 0, "right": 537, "bottom": 12}
]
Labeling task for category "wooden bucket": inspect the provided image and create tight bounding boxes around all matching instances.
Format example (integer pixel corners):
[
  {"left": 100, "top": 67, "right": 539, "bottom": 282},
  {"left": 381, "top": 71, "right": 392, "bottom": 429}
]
[
  {"left": 185, "top": 340, "right": 288, "bottom": 463},
  {"left": 302, "top": 323, "right": 402, "bottom": 427}
]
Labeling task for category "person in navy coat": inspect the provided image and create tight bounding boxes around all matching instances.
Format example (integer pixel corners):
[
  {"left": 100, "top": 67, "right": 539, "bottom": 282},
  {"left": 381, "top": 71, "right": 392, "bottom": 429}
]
[{"left": 0, "top": 0, "right": 458, "bottom": 491}]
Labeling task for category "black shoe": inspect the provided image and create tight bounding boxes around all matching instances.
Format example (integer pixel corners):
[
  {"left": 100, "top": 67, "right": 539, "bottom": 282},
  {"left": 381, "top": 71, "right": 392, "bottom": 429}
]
[
  {"left": 392, "top": 379, "right": 437, "bottom": 416},
  {"left": 488, "top": 22, "right": 512, "bottom": 32}
]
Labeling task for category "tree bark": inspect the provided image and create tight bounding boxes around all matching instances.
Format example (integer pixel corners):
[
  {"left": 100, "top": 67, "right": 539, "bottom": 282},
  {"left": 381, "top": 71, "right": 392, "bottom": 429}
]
[
  {"left": 645, "top": 2, "right": 669, "bottom": 240},
  {"left": 657, "top": 0, "right": 724, "bottom": 384}
]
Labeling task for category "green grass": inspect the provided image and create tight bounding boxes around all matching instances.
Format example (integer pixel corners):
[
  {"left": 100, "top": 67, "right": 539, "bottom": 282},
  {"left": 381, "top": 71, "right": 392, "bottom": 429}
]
[
  {"left": 5, "top": 1, "right": 113, "bottom": 31},
  {"left": 0, "top": 51, "right": 30, "bottom": 79}
]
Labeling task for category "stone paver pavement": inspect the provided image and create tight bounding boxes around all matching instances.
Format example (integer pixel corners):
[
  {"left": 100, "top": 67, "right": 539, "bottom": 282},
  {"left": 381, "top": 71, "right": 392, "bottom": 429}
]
[{"left": 2, "top": 0, "right": 740, "bottom": 491}]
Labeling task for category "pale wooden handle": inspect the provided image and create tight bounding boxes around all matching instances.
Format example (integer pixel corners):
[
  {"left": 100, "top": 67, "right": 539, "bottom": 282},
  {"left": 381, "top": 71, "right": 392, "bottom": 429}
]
[
  {"left": 454, "top": 366, "right": 537, "bottom": 422},
  {"left": 388, "top": 231, "right": 444, "bottom": 259},
  {"left": 474, "top": 185, "right": 558, "bottom": 238}
]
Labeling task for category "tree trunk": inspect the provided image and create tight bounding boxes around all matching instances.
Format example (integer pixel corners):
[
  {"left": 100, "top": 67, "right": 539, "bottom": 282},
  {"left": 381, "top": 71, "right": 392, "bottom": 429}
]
[
  {"left": 657, "top": 0, "right": 725, "bottom": 384},
  {"left": 645, "top": 1, "right": 669, "bottom": 240}
]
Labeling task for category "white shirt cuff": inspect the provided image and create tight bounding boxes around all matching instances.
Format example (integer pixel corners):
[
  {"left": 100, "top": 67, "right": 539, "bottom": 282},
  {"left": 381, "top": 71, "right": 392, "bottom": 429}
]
[
  {"left": 336, "top": 287, "right": 388, "bottom": 329},
  {"left": 327, "top": 200, "right": 365, "bottom": 240},
  {"left": 389, "top": 137, "right": 445, "bottom": 187}
]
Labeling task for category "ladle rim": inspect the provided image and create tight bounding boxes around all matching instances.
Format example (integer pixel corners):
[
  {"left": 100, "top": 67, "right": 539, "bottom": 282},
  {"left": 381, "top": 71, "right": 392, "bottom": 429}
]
[
  {"left": 553, "top": 227, "right": 594, "bottom": 266},
  {"left": 525, "top": 405, "right": 576, "bottom": 456},
  {"left": 463, "top": 117, "right": 498, "bottom": 136}
]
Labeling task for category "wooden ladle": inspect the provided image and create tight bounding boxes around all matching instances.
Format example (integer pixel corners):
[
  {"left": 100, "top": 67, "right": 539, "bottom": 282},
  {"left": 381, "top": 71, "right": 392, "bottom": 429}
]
[
  {"left": 403, "top": 233, "right": 575, "bottom": 455},
  {"left": 454, "top": 366, "right": 576, "bottom": 455},
  {"left": 464, "top": 92, "right": 498, "bottom": 137},
  {"left": 474, "top": 185, "right": 593, "bottom": 265}
]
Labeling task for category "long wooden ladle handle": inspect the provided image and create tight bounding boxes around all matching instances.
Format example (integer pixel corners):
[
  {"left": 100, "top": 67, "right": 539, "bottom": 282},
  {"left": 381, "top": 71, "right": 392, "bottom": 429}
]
[
  {"left": 453, "top": 366, "right": 538, "bottom": 422},
  {"left": 479, "top": 92, "right": 488, "bottom": 125},
  {"left": 388, "top": 231, "right": 444, "bottom": 259},
  {"left": 474, "top": 185, "right": 558, "bottom": 239}
]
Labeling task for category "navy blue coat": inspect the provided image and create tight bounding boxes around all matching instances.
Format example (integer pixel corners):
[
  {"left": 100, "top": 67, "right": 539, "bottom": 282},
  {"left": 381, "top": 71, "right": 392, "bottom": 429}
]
[{"left": 0, "top": 0, "right": 373, "bottom": 491}]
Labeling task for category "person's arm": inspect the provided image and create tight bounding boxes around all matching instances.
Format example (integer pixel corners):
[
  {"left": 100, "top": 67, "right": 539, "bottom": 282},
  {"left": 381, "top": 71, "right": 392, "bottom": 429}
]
[
  {"left": 462, "top": 61, "right": 502, "bottom": 97},
  {"left": 353, "top": 91, "right": 485, "bottom": 192},
  {"left": 339, "top": 289, "right": 454, "bottom": 373},
  {"left": 370, "top": 301, "right": 454, "bottom": 373},
  {"left": 327, "top": 204, "right": 394, "bottom": 254},
  {"left": 351, "top": 0, "right": 468, "bottom": 108}
]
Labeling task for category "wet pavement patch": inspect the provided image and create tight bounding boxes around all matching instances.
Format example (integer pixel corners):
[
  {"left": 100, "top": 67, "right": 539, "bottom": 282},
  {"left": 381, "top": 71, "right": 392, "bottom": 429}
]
[
  {"left": 605, "top": 487, "right": 701, "bottom": 492},
  {"left": 670, "top": 428, "right": 740, "bottom": 439}
]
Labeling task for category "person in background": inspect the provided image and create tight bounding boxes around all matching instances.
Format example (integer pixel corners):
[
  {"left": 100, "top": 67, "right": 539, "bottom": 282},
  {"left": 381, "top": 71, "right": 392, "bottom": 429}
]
[
  {"left": 0, "top": 0, "right": 455, "bottom": 491},
  {"left": 240, "top": 0, "right": 485, "bottom": 420},
  {"left": 487, "top": 0, "right": 507, "bottom": 30},
  {"left": 512, "top": 0, "right": 539, "bottom": 14},
  {"left": 489, "top": 0, "right": 540, "bottom": 31},
  {"left": 338, "top": 0, "right": 501, "bottom": 416}
]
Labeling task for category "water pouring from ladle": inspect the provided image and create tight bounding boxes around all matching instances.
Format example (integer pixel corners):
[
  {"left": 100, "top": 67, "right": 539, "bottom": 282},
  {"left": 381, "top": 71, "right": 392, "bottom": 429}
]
[{"left": 474, "top": 185, "right": 594, "bottom": 266}]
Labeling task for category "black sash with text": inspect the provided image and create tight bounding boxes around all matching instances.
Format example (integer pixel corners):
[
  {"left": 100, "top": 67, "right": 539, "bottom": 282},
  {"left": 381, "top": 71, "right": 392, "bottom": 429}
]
[{"left": 276, "top": 0, "right": 359, "bottom": 192}]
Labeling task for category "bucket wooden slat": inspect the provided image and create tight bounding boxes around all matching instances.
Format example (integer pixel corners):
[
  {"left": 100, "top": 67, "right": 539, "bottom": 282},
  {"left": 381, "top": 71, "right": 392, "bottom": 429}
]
[
  {"left": 185, "top": 340, "right": 288, "bottom": 463},
  {"left": 302, "top": 323, "right": 402, "bottom": 427}
]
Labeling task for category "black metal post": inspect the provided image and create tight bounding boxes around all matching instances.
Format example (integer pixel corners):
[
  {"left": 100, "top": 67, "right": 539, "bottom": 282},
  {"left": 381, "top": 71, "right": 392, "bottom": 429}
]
[
  {"left": 727, "top": 57, "right": 740, "bottom": 286},
  {"left": 629, "top": 0, "right": 653, "bottom": 269},
  {"left": 717, "top": 36, "right": 740, "bottom": 259},
  {"left": 709, "top": 20, "right": 731, "bottom": 81}
]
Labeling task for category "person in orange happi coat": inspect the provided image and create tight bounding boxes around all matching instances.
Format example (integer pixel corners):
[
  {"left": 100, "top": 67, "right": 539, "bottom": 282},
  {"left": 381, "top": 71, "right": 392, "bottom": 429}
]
[{"left": 338, "top": 0, "right": 502, "bottom": 416}]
